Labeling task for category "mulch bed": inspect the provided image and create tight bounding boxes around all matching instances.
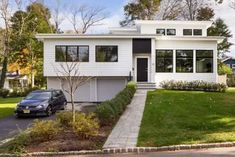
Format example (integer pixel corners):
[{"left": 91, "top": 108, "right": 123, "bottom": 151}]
[{"left": 26, "top": 126, "right": 112, "bottom": 153}]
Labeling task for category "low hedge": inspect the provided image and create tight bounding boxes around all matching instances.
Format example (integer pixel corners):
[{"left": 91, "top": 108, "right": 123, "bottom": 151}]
[
  {"left": 0, "top": 86, "right": 40, "bottom": 98},
  {"left": 96, "top": 81, "right": 136, "bottom": 126},
  {"left": 160, "top": 80, "right": 227, "bottom": 92}
]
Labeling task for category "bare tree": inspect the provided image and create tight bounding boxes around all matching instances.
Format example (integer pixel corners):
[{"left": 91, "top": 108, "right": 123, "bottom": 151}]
[
  {"left": 54, "top": 62, "right": 92, "bottom": 122},
  {"left": 51, "top": 0, "right": 64, "bottom": 33},
  {"left": 0, "top": 0, "right": 11, "bottom": 88},
  {"left": 157, "top": 0, "right": 182, "bottom": 20},
  {"left": 67, "top": 5, "right": 107, "bottom": 34},
  {"left": 181, "top": 0, "right": 204, "bottom": 20}
]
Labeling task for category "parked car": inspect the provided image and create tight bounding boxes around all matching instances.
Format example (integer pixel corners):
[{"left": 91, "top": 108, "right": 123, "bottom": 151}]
[{"left": 15, "top": 89, "right": 67, "bottom": 117}]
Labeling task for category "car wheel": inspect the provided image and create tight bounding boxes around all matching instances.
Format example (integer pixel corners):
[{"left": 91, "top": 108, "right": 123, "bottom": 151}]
[{"left": 46, "top": 105, "right": 53, "bottom": 117}]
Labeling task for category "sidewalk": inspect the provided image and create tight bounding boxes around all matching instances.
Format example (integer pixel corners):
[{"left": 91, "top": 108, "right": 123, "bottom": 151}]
[{"left": 103, "top": 90, "right": 147, "bottom": 148}]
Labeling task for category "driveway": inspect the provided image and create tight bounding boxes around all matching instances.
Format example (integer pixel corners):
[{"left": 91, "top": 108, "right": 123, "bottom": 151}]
[
  {"left": 65, "top": 147, "right": 235, "bottom": 157},
  {"left": 0, "top": 115, "right": 54, "bottom": 142}
]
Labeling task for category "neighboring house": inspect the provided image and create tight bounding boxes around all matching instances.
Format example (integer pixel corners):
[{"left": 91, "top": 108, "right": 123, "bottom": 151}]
[
  {"left": 36, "top": 20, "right": 223, "bottom": 102},
  {"left": 222, "top": 57, "right": 235, "bottom": 74},
  {"left": 0, "top": 66, "right": 28, "bottom": 90}
]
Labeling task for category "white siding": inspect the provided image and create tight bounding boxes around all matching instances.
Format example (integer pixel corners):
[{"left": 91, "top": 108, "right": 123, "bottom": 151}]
[
  {"left": 43, "top": 38, "right": 132, "bottom": 77},
  {"left": 155, "top": 40, "right": 218, "bottom": 86}
]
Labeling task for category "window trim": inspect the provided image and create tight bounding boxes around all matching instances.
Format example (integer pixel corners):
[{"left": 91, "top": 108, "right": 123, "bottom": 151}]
[
  {"left": 183, "top": 29, "right": 193, "bottom": 36},
  {"left": 232, "top": 64, "right": 235, "bottom": 69},
  {"left": 167, "top": 29, "right": 176, "bottom": 36},
  {"left": 176, "top": 50, "right": 194, "bottom": 73},
  {"left": 156, "top": 49, "right": 174, "bottom": 73},
  {"left": 196, "top": 50, "right": 213, "bottom": 73},
  {"left": 156, "top": 29, "right": 166, "bottom": 35},
  {"left": 193, "top": 29, "right": 203, "bottom": 36},
  {"left": 55, "top": 45, "right": 89, "bottom": 62},
  {"left": 95, "top": 45, "right": 118, "bottom": 62}
]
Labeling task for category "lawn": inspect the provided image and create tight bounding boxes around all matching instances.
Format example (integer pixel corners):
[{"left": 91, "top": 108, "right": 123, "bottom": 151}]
[
  {"left": 138, "top": 88, "right": 235, "bottom": 147},
  {"left": 0, "top": 97, "right": 22, "bottom": 119}
]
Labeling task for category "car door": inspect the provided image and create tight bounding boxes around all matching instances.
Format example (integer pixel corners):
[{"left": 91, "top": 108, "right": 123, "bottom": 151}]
[{"left": 51, "top": 91, "right": 59, "bottom": 110}]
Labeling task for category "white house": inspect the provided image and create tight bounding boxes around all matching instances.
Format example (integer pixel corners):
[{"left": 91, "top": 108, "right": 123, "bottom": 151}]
[{"left": 36, "top": 20, "right": 223, "bottom": 102}]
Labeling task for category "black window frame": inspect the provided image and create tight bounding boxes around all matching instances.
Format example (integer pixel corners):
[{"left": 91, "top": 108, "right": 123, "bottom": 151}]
[
  {"left": 156, "top": 29, "right": 165, "bottom": 35},
  {"left": 156, "top": 50, "right": 173, "bottom": 73},
  {"left": 193, "top": 29, "right": 202, "bottom": 36},
  {"left": 183, "top": 29, "right": 193, "bottom": 36},
  {"left": 55, "top": 45, "right": 89, "bottom": 62},
  {"left": 95, "top": 45, "right": 118, "bottom": 62},
  {"left": 167, "top": 29, "right": 176, "bottom": 36},
  {"left": 196, "top": 50, "right": 213, "bottom": 73},
  {"left": 176, "top": 50, "right": 194, "bottom": 73}
]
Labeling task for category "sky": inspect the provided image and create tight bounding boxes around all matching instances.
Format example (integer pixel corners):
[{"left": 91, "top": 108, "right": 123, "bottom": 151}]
[{"left": 1, "top": 0, "right": 235, "bottom": 56}]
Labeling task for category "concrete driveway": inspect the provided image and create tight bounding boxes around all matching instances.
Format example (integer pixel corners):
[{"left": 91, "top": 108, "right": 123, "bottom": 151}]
[{"left": 0, "top": 115, "right": 54, "bottom": 142}]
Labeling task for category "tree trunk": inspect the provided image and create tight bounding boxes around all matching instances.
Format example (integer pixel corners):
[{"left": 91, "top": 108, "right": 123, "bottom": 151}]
[
  {"left": 71, "top": 93, "right": 75, "bottom": 123},
  {"left": 0, "top": 56, "right": 8, "bottom": 88}
]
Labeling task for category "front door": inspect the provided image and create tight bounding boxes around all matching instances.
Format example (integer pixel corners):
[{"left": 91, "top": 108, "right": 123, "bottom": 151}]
[{"left": 137, "top": 58, "right": 148, "bottom": 82}]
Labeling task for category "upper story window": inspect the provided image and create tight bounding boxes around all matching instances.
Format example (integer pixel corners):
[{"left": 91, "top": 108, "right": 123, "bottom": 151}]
[
  {"left": 55, "top": 45, "right": 89, "bottom": 62},
  {"left": 156, "top": 29, "right": 165, "bottom": 35},
  {"left": 156, "top": 50, "right": 173, "bottom": 72},
  {"left": 183, "top": 29, "right": 192, "bottom": 36},
  {"left": 193, "top": 29, "right": 202, "bottom": 36},
  {"left": 176, "top": 50, "right": 193, "bottom": 73},
  {"left": 96, "top": 46, "right": 118, "bottom": 62},
  {"left": 196, "top": 50, "right": 213, "bottom": 73},
  {"left": 167, "top": 29, "right": 176, "bottom": 36}
]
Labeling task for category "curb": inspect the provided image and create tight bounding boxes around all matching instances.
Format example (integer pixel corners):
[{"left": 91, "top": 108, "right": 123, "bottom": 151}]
[{"left": 1, "top": 142, "right": 235, "bottom": 156}]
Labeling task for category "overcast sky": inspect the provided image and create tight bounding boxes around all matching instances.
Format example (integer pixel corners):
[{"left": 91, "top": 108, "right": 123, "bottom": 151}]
[{"left": 1, "top": 0, "right": 235, "bottom": 56}]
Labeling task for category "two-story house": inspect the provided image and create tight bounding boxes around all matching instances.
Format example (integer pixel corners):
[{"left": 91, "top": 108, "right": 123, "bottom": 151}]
[{"left": 36, "top": 20, "right": 223, "bottom": 102}]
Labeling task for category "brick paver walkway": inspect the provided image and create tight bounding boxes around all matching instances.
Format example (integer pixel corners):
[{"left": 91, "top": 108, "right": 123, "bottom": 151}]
[{"left": 103, "top": 90, "right": 148, "bottom": 148}]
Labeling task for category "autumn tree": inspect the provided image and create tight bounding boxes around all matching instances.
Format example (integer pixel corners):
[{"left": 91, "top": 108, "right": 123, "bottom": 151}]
[
  {"left": 0, "top": 0, "right": 11, "bottom": 88},
  {"left": 196, "top": 6, "right": 215, "bottom": 21},
  {"left": 120, "top": 0, "right": 161, "bottom": 26}
]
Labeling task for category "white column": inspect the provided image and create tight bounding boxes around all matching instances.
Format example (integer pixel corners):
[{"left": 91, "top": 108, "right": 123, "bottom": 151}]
[
  {"left": 173, "top": 50, "right": 176, "bottom": 73},
  {"left": 151, "top": 38, "right": 156, "bottom": 83},
  {"left": 193, "top": 49, "right": 196, "bottom": 73}
]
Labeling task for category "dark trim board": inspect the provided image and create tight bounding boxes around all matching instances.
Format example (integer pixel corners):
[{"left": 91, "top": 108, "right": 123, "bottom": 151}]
[{"left": 133, "top": 38, "right": 151, "bottom": 54}]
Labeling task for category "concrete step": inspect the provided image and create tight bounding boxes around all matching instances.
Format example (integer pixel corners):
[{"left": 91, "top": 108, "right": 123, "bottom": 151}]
[{"left": 137, "top": 82, "right": 156, "bottom": 89}]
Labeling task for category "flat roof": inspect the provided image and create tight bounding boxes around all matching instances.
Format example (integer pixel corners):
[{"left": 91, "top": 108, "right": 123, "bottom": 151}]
[{"left": 36, "top": 33, "right": 224, "bottom": 42}]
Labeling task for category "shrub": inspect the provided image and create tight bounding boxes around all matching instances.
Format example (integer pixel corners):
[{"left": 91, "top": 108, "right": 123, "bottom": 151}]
[
  {"left": 0, "top": 132, "right": 30, "bottom": 154},
  {"left": 96, "top": 81, "right": 137, "bottom": 126},
  {"left": 0, "top": 88, "right": 9, "bottom": 98},
  {"left": 29, "top": 120, "right": 61, "bottom": 142},
  {"left": 71, "top": 113, "right": 99, "bottom": 139},
  {"left": 227, "top": 74, "right": 235, "bottom": 87},
  {"left": 56, "top": 111, "right": 73, "bottom": 127},
  {"left": 218, "top": 64, "right": 233, "bottom": 75},
  {"left": 160, "top": 80, "right": 227, "bottom": 92}
]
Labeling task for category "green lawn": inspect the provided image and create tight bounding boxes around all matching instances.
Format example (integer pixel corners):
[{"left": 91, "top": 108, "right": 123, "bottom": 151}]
[
  {"left": 0, "top": 97, "right": 22, "bottom": 119},
  {"left": 138, "top": 88, "right": 235, "bottom": 147}
]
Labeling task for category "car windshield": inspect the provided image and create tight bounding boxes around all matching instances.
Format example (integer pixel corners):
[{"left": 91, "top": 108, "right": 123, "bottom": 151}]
[{"left": 25, "top": 92, "right": 51, "bottom": 100}]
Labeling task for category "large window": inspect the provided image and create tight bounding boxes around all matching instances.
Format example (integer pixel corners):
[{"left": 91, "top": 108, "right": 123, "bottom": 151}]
[
  {"left": 156, "top": 29, "right": 165, "bottom": 35},
  {"left": 167, "top": 29, "right": 176, "bottom": 36},
  {"left": 196, "top": 50, "right": 213, "bottom": 73},
  {"left": 156, "top": 50, "right": 173, "bottom": 72},
  {"left": 183, "top": 29, "right": 192, "bottom": 36},
  {"left": 55, "top": 45, "right": 89, "bottom": 62},
  {"left": 176, "top": 50, "right": 193, "bottom": 73},
  {"left": 96, "top": 46, "right": 118, "bottom": 62}
]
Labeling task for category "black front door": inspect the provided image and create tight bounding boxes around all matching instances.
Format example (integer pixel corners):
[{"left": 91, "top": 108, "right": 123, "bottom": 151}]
[{"left": 137, "top": 58, "right": 148, "bottom": 82}]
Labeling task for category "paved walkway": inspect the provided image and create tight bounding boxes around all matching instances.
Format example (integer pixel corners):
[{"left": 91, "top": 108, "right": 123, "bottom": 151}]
[{"left": 103, "top": 90, "right": 147, "bottom": 148}]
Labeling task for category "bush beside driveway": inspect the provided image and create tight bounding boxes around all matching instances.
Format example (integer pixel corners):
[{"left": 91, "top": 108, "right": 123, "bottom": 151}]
[{"left": 138, "top": 88, "right": 235, "bottom": 147}]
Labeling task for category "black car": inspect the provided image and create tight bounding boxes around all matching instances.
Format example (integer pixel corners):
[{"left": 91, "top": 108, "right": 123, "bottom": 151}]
[{"left": 15, "top": 89, "right": 67, "bottom": 117}]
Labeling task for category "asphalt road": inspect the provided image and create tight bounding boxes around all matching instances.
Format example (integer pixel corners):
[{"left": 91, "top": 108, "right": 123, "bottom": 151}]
[
  {"left": 0, "top": 115, "right": 54, "bottom": 141},
  {"left": 70, "top": 147, "right": 235, "bottom": 157}
]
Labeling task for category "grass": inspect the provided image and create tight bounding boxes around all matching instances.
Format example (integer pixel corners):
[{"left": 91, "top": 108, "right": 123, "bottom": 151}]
[
  {"left": 0, "top": 97, "right": 22, "bottom": 119},
  {"left": 138, "top": 88, "right": 235, "bottom": 147}
]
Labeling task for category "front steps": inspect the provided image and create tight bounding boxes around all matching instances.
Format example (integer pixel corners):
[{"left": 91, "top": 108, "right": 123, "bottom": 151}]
[{"left": 137, "top": 82, "right": 156, "bottom": 90}]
